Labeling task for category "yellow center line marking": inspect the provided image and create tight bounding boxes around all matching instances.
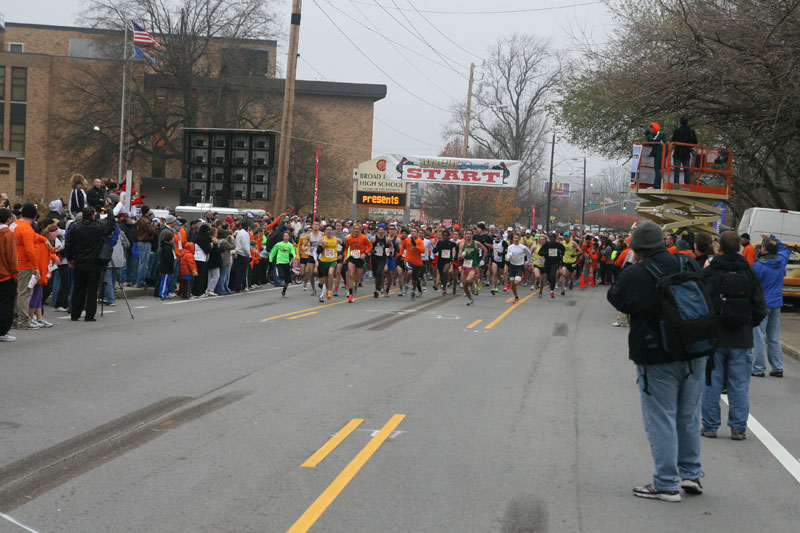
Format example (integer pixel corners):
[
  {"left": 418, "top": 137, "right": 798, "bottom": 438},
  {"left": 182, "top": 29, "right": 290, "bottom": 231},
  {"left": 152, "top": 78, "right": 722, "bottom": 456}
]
[
  {"left": 300, "top": 419, "right": 364, "bottom": 468},
  {"left": 287, "top": 311, "right": 318, "bottom": 320},
  {"left": 261, "top": 290, "right": 398, "bottom": 322},
  {"left": 484, "top": 292, "right": 536, "bottom": 329},
  {"left": 466, "top": 319, "right": 483, "bottom": 329},
  {"left": 287, "top": 414, "right": 406, "bottom": 533},
  {"left": 504, "top": 297, "right": 514, "bottom": 303}
]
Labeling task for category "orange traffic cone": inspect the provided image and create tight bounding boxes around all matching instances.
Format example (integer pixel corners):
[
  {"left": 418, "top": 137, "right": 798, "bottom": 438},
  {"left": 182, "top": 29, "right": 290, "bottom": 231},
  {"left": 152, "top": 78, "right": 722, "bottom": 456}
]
[
  {"left": 588, "top": 270, "right": 596, "bottom": 287},
  {"left": 578, "top": 272, "right": 586, "bottom": 288}
]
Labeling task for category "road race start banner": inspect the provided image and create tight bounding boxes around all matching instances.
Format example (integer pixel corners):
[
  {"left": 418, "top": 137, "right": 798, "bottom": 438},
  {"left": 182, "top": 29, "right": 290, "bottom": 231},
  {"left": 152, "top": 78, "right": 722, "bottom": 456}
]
[{"left": 384, "top": 154, "right": 521, "bottom": 188}]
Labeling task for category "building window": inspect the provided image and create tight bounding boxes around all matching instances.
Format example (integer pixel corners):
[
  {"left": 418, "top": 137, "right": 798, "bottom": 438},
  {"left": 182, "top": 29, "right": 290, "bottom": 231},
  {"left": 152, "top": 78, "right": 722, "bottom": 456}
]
[
  {"left": 8, "top": 43, "right": 24, "bottom": 53},
  {"left": 11, "top": 67, "right": 27, "bottom": 102},
  {"left": 10, "top": 124, "right": 25, "bottom": 153},
  {"left": 15, "top": 160, "right": 25, "bottom": 198},
  {"left": 0, "top": 66, "right": 5, "bottom": 100}
]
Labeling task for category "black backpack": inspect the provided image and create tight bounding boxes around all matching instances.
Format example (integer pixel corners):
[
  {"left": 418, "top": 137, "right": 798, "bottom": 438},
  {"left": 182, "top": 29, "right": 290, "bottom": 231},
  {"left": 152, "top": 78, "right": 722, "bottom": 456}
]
[
  {"left": 718, "top": 267, "right": 753, "bottom": 328},
  {"left": 643, "top": 255, "right": 718, "bottom": 361}
]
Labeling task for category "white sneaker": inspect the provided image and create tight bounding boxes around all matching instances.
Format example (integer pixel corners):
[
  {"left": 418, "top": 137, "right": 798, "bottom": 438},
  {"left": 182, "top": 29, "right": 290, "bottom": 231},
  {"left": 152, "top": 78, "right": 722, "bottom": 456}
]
[
  {"left": 206, "top": 290, "right": 217, "bottom": 296},
  {"left": 54, "top": 307, "right": 68, "bottom": 312},
  {"left": 24, "top": 322, "right": 41, "bottom": 330},
  {"left": 38, "top": 318, "right": 54, "bottom": 328},
  {"left": 0, "top": 333, "right": 16, "bottom": 342}
]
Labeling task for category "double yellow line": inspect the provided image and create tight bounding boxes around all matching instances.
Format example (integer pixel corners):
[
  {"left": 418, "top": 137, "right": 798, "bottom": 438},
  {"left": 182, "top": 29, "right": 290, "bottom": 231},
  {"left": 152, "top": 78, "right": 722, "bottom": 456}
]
[
  {"left": 288, "top": 415, "right": 406, "bottom": 533},
  {"left": 261, "top": 290, "right": 397, "bottom": 322}
]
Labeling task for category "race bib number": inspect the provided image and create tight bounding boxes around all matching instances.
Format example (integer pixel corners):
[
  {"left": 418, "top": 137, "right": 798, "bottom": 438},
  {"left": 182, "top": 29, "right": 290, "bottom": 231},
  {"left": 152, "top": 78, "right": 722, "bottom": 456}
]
[
  {"left": 337, "top": 244, "right": 343, "bottom": 252},
  {"left": 441, "top": 249, "right": 451, "bottom": 259},
  {"left": 374, "top": 244, "right": 384, "bottom": 256},
  {"left": 511, "top": 254, "right": 522, "bottom": 263},
  {"left": 303, "top": 246, "right": 310, "bottom": 254},
  {"left": 350, "top": 250, "right": 361, "bottom": 259},
  {"left": 548, "top": 248, "right": 558, "bottom": 257},
  {"left": 324, "top": 249, "right": 335, "bottom": 259},
  {"left": 464, "top": 259, "right": 473, "bottom": 268}
]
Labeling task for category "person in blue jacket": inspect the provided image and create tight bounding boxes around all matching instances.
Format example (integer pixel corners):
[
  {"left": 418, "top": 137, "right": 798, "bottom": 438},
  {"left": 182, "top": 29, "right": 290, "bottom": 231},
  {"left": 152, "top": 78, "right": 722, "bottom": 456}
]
[{"left": 751, "top": 233, "right": 790, "bottom": 377}]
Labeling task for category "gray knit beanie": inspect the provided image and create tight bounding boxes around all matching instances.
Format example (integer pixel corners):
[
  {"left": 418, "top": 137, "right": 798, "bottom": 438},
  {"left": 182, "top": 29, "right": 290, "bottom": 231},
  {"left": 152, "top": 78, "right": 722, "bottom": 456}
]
[{"left": 631, "top": 221, "right": 666, "bottom": 253}]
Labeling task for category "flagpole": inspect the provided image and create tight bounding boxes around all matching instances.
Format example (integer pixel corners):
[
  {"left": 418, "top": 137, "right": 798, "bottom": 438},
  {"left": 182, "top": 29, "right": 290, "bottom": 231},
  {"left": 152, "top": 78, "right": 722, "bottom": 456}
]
[
  {"left": 117, "top": 21, "right": 128, "bottom": 184},
  {"left": 312, "top": 144, "right": 319, "bottom": 222}
]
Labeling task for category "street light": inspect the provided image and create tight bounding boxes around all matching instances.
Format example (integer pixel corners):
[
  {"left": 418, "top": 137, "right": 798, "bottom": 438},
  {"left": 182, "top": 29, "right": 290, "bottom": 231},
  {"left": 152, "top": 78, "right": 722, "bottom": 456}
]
[{"left": 93, "top": 125, "right": 101, "bottom": 131}]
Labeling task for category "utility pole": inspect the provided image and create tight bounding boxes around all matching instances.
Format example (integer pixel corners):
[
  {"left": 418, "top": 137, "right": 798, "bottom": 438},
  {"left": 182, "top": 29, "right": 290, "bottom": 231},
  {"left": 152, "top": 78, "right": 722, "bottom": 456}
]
[
  {"left": 274, "top": 0, "right": 302, "bottom": 216},
  {"left": 458, "top": 62, "right": 475, "bottom": 226},
  {"left": 580, "top": 157, "right": 587, "bottom": 231},
  {"left": 545, "top": 132, "right": 556, "bottom": 232}
]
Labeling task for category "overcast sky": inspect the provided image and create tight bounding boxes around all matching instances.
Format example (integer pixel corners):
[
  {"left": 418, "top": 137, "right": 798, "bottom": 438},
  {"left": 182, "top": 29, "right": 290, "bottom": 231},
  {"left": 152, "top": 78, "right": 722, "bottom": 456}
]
[{"left": 3, "top": 0, "right": 618, "bottom": 185}]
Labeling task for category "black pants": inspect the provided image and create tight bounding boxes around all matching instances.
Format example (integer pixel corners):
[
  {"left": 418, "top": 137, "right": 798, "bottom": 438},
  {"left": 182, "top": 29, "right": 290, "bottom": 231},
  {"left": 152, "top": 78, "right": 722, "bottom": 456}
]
[
  {"left": 72, "top": 269, "right": 101, "bottom": 320},
  {"left": 0, "top": 278, "right": 16, "bottom": 335},
  {"left": 372, "top": 258, "right": 386, "bottom": 291},
  {"left": 233, "top": 254, "right": 249, "bottom": 292},
  {"left": 193, "top": 261, "right": 208, "bottom": 296},
  {"left": 546, "top": 262, "right": 560, "bottom": 291},
  {"left": 410, "top": 263, "right": 424, "bottom": 291},
  {"left": 55, "top": 264, "right": 72, "bottom": 309}
]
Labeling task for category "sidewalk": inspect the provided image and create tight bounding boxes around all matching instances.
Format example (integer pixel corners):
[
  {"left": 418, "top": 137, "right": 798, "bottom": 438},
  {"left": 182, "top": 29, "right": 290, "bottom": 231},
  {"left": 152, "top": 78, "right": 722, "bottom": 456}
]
[{"left": 780, "top": 308, "right": 800, "bottom": 361}]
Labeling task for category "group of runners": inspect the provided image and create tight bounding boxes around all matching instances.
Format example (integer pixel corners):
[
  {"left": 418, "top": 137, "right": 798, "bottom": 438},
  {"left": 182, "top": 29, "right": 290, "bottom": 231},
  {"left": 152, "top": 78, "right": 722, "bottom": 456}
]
[{"left": 280, "top": 220, "right": 618, "bottom": 306}]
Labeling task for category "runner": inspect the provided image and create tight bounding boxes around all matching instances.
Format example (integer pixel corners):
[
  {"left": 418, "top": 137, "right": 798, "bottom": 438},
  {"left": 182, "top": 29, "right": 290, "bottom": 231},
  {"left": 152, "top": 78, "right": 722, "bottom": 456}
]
[
  {"left": 269, "top": 231, "right": 296, "bottom": 298},
  {"left": 332, "top": 220, "right": 347, "bottom": 296},
  {"left": 538, "top": 232, "right": 566, "bottom": 299},
  {"left": 521, "top": 229, "right": 536, "bottom": 287},
  {"left": 316, "top": 224, "right": 341, "bottom": 302},
  {"left": 505, "top": 233, "right": 531, "bottom": 303},
  {"left": 396, "top": 227, "right": 410, "bottom": 296},
  {"left": 560, "top": 231, "right": 582, "bottom": 295},
  {"left": 400, "top": 227, "right": 426, "bottom": 299},
  {"left": 295, "top": 227, "right": 314, "bottom": 292},
  {"left": 384, "top": 225, "right": 399, "bottom": 296},
  {"left": 458, "top": 228, "right": 488, "bottom": 306},
  {"left": 369, "top": 224, "right": 393, "bottom": 298},
  {"left": 531, "top": 234, "right": 547, "bottom": 296},
  {"left": 432, "top": 229, "right": 458, "bottom": 295},
  {"left": 474, "top": 223, "right": 493, "bottom": 292},
  {"left": 490, "top": 230, "right": 508, "bottom": 295},
  {"left": 343, "top": 223, "right": 372, "bottom": 303}
]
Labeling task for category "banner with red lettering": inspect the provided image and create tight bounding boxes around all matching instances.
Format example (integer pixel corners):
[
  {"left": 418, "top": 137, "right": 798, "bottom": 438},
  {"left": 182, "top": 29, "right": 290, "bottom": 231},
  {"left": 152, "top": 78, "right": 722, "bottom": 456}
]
[{"left": 384, "top": 154, "right": 521, "bottom": 188}]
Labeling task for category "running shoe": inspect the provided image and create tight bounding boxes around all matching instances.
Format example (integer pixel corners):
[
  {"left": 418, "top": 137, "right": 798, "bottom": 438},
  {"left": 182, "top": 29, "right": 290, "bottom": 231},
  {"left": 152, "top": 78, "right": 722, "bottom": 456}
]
[
  {"left": 282, "top": 293, "right": 288, "bottom": 299},
  {"left": 312, "top": 288, "right": 316, "bottom": 296},
  {"left": 303, "top": 286, "right": 307, "bottom": 291},
  {"left": 550, "top": 290, "right": 555, "bottom": 299},
  {"left": 0, "top": 334, "right": 16, "bottom": 342},
  {"left": 477, "top": 282, "right": 483, "bottom": 291},
  {"left": 319, "top": 296, "right": 325, "bottom": 302},
  {"left": 37, "top": 318, "right": 54, "bottom": 328},
  {"left": 327, "top": 291, "right": 333, "bottom": 300},
  {"left": 632, "top": 484, "right": 680, "bottom": 502},
  {"left": 374, "top": 291, "right": 379, "bottom": 299},
  {"left": 384, "top": 290, "right": 390, "bottom": 298},
  {"left": 491, "top": 288, "right": 497, "bottom": 295},
  {"left": 348, "top": 294, "right": 354, "bottom": 303},
  {"left": 333, "top": 290, "right": 339, "bottom": 297},
  {"left": 538, "top": 290, "right": 543, "bottom": 299},
  {"left": 24, "top": 323, "right": 41, "bottom": 330},
  {"left": 503, "top": 284, "right": 510, "bottom": 292},
  {"left": 513, "top": 297, "right": 519, "bottom": 303},
  {"left": 410, "top": 292, "right": 416, "bottom": 299},
  {"left": 466, "top": 299, "right": 474, "bottom": 306},
  {"left": 731, "top": 428, "right": 746, "bottom": 440},
  {"left": 680, "top": 478, "right": 703, "bottom": 495}
]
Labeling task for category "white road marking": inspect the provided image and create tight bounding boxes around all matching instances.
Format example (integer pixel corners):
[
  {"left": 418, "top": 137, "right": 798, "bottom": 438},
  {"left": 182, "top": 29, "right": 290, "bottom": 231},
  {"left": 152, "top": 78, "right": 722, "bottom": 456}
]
[
  {"left": 0, "top": 513, "right": 41, "bottom": 533},
  {"left": 364, "top": 309, "right": 460, "bottom": 320},
  {"left": 133, "top": 306, "right": 148, "bottom": 309},
  {"left": 353, "top": 428, "right": 406, "bottom": 439},
  {"left": 722, "top": 395, "right": 800, "bottom": 484},
  {"left": 58, "top": 316, "right": 70, "bottom": 319}
]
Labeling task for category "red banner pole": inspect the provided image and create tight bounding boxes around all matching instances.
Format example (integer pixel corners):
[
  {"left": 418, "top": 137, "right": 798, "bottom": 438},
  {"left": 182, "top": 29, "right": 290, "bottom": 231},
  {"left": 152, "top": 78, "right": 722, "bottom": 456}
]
[
  {"left": 312, "top": 144, "right": 319, "bottom": 221},
  {"left": 531, "top": 203, "right": 536, "bottom": 228}
]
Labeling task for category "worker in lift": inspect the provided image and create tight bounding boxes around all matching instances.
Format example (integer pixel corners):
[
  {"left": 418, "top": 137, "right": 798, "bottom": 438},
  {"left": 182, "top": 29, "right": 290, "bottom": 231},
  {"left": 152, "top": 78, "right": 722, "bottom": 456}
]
[
  {"left": 671, "top": 116, "right": 698, "bottom": 185},
  {"left": 646, "top": 122, "right": 666, "bottom": 189}
]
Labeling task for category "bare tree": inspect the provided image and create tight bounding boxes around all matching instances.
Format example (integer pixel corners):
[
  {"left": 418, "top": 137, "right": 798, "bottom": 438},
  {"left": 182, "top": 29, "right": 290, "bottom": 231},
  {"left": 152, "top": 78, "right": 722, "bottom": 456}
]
[{"left": 444, "top": 34, "right": 562, "bottom": 208}]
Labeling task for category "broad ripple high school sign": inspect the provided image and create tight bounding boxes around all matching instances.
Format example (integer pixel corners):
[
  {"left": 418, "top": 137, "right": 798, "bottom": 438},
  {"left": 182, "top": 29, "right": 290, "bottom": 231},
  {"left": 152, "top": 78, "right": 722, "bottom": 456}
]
[{"left": 384, "top": 155, "right": 521, "bottom": 188}]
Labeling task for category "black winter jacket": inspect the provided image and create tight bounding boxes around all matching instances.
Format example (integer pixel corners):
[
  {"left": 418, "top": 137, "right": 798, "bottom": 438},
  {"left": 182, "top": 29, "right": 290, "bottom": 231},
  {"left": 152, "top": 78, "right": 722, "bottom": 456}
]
[
  {"left": 702, "top": 253, "right": 766, "bottom": 348},
  {"left": 671, "top": 124, "right": 698, "bottom": 159},
  {"left": 607, "top": 249, "right": 702, "bottom": 365},
  {"left": 63, "top": 216, "right": 116, "bottom": 271}
]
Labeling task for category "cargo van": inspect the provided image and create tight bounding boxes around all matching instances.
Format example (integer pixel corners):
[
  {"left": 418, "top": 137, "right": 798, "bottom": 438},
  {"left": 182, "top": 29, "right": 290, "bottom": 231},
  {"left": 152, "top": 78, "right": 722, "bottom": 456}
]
[{"left": 737, "top": 208, "right": 800, "bottom": 243}]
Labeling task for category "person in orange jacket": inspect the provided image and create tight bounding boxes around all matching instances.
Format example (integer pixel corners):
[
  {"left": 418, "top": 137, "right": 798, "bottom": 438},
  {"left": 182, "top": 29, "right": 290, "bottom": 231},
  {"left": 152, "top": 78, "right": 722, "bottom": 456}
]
[
  {"left": 180, "top": 242, "right": 199, "bottom": 299},
  {"left": 29, "top": 222, "right": 58, "bottom": 328},
  {"left": 13, "top": 202, "right": 50, "bottom": 330}
]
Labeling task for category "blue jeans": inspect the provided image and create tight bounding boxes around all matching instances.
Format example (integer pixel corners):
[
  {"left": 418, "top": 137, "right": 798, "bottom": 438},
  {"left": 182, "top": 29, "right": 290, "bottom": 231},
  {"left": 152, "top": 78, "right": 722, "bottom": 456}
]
[
  {"left": 702, "top": 347, "right": 752, "bottom": 432},
  {"left": 136, "top": 242, "right": 151, "bottom": 286},
  {"left": 217, "top": 264, "right": 232, "bottom": 294},
  {"left": 637, "top": 359, "right": 706, "bottom": 491},
  {"left": 170, "top": 259, "right": 180, "bottom": 292},
  {"left": 123, "top": 248, "right": 138, "bottom": 283},
  {"left": 673, "top": 155, "right": 691, "bottom": 184},
  {"left": 103, "top": 267, "right": 121, "bottom": 304},
  {"left": 753, "top": 307, "right": 783, "bottom": 373},
  {"left": 51, "top": 268, "right": 60, "bottom": 309}
]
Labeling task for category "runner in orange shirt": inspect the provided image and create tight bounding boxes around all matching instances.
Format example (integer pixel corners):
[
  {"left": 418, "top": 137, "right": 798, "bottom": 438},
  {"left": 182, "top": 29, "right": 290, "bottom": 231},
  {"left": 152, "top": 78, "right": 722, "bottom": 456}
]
[{"left": 343, "top": 223, "right": 372, "bottom": 303}]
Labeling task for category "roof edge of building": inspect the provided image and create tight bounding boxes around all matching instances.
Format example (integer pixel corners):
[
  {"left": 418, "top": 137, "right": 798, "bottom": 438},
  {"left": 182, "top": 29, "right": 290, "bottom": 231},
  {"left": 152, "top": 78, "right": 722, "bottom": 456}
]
[
  {"left": 145, "top": 74, "right": 387, "bottom": 101},
  {"left": 4, "top": 22, "right": 277, "bottom": 46}
]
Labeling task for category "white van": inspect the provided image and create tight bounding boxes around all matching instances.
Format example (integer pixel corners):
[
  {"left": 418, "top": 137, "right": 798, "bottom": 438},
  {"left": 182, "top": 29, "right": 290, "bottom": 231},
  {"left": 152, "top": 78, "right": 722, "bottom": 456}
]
[{"left": 737, "top": 208, "right": 800, "bottom": 243}]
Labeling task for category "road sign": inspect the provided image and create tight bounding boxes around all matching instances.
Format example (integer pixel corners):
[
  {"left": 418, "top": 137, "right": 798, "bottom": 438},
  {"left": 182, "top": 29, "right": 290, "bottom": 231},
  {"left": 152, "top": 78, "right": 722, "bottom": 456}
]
[
  {"left": 357, "top": 192, "right": 407, "bottom": 208},
  {"left": 443, "top": 218, "right": 453, "bottom": 227},
  {"left": 586, "top": 202, "right": 600, "bottom": 207}
]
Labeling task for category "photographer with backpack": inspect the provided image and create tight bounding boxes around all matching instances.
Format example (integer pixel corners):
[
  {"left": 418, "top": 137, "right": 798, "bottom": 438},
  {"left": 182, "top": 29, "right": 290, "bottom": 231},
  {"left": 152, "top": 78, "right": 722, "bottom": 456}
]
[
  {"left": 608, "top": 220, "right": 718, "bottom": 502},
  {"left": 700, "top": 231, "right": 766, "bottom": 441}
]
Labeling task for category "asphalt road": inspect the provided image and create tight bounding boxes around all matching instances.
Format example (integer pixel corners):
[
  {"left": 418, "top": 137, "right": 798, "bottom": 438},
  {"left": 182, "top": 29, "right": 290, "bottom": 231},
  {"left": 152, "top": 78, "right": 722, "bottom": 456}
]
[{"left": 1, "top": 281, "right": 798, "bottom": 532}]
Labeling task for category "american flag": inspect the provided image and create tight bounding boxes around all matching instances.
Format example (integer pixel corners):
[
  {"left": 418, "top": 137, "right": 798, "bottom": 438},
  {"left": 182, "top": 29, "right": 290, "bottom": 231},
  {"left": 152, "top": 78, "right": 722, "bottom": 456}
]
[{"left": 132, "top": 22, "right": 163, "bottom": 49}]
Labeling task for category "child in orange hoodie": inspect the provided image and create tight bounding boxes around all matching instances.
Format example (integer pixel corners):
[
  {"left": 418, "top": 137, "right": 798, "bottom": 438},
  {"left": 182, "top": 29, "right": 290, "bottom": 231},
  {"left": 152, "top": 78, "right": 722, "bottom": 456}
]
[{"left": 180, "top": 242, "right": 199, "bottom": 299}]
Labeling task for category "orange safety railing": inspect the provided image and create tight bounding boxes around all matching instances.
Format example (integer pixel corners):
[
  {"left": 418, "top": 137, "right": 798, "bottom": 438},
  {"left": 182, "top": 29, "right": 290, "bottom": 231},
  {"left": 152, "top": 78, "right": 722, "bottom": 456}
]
[{"left": 632, "top": 142, "right": 732, "bottom": 197}]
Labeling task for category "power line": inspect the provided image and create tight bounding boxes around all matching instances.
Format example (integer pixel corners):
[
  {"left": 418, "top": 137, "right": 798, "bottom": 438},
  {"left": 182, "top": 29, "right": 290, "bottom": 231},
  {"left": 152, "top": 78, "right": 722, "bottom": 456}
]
[
  {"left": 379, "top": 0, "right": 468, "bottom": 72},
  {"left": 348, "top": 0, "right": 454, "bottom": 98},
  {"left": 404, "top": 0, "right": 483, "bottom": 60},
  {"left": 325, "top": 1, "right": 468, "bottom": 79},
  {"left": 351, "top": 0, "right": 603, "bottom": 15},
  {"left": 313, "top": 0, "right": 454, "bottom": 112}
]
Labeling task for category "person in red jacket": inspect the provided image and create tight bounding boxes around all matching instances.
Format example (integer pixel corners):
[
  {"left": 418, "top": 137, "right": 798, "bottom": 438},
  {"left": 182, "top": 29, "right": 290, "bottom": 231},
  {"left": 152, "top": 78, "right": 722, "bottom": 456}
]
[
  {"left": 400, "top": 227, "right": 426, "bottom": 299},
  {"left": 343, "top": 223, "right": 372, "bottom": 303},
  {"left": 0, "top": 208, "right": 19, "bottom": 341},
  {"left": 14, "top": 202, "right": 50, "bottom": 330},
  {"left": 180, "top": 242, "right": 199, "bottom": 299}
]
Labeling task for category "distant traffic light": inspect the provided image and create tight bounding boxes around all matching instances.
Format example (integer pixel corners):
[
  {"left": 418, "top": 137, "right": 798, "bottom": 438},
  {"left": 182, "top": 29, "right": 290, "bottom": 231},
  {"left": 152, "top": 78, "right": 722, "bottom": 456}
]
[
  {"left": 622, "top": 201, "right": 627, "bottom": 211},
  {"left": 553, "top": 207, "right": 558, "bottom": 212}
]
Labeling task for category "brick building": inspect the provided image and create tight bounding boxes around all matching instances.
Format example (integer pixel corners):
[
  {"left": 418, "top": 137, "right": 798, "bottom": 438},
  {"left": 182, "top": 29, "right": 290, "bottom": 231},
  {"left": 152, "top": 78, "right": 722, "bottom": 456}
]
[{"left": 0, "top": 17, "right": 386, "bottom": 217}]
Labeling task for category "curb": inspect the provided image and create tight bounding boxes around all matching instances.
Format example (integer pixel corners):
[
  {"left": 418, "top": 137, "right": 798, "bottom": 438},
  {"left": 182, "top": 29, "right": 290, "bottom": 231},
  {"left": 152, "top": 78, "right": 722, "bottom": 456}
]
[{"left": 782, "top": 340, "right": 800, "bottom": 362}]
